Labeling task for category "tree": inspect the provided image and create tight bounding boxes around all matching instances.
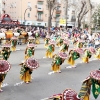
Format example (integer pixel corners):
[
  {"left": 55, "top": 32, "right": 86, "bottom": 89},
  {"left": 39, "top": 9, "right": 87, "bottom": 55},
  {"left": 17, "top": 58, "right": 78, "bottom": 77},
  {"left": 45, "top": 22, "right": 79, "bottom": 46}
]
[
  {"left": 86, "top": 0, "right": 92, "bottom": 34},
  {"left": 92, "top": 5, "right": 100, "bottom": 30},
  {"left": 46, "top": 0, "right": 57, "bottom": 30},
  {"left": 64, "top": 0, "right": 68, "bottom": 29},
  {"left": 77, "top": 0, "right": 89, "bottom": 29}
]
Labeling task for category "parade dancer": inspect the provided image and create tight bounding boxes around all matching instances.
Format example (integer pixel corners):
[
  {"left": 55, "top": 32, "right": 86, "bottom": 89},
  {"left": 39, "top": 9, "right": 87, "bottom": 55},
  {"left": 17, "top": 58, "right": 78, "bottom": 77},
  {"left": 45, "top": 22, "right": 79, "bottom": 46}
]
[
  {"left": 82, "top": 49, "right": 92, "bottom": 63},
  {"left": 59, "top": 39, "right": 69, "bottom": 53},
  {"left": 72, "top": 37, "right": 78, "bottom": 47},
  {"left": 44, "top": 35, "right": 50, "bottom": 48},
  {"left": 48, "top": 52, "right": 67, "bottom": 75},
  {"left": 67, "top": 49, "right": 80, "bottom": 68},
  {"left": 56, "top": 36, "right": 64, "bottom": 47},
  {"left": 43, "top": 88, "right": 80, "bottom": 100},
  {"left": 76, "top": 39, "right": 84, "bottom": 48},
  {"left": 35, "top": 31, "right": 40, "bottom": 44},
  {"left": 94, "top": 47, "right": 100, "bottom": 60},
  {"left": 25, "top": 44, "right": 36, "bottom": 60},
  {"left": 10, "top": 36, "right": 18, "bottom": 51},
  {"left": 19, "top": 57, "right": 39, "bottom": 84},
  {"left": 27, "top": 36, "right": 35, "bottom": 45},
  {"left": 0, "top": 56, "right": 11, "bottom": 92},
  {"left": 44, "top": 41, "right": 55, "bottom": 58},
  {"left": 1, "top": 44, "right": 11, "bottom": 60},
  {"left": 78, "top": 69, "right": 100, "bottom": 100}
]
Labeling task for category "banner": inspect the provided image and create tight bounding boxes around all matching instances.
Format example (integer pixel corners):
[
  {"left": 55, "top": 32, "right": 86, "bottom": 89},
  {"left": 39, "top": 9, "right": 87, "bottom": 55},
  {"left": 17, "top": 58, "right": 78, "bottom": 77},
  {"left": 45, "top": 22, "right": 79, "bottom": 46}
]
[{"left": 59, "top": 19, "right": 66, "bottom": 25}]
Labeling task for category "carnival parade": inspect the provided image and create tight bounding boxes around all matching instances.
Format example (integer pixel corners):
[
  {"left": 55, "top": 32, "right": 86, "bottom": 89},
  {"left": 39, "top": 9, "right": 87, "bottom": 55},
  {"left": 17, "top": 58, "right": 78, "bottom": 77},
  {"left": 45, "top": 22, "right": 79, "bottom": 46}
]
[
  {"left": 0, "top": 25, "right": 99, "bottom": 100},
  {"left": 0, "top": 0, "right": 100, "bottom": 99}
]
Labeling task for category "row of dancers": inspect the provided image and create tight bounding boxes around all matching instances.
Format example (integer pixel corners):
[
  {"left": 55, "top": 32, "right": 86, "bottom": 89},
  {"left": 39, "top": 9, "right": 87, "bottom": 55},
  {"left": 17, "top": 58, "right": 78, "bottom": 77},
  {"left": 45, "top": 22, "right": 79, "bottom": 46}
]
[{"left": 0, "top": 33, "right": 100, "bottom": 93}]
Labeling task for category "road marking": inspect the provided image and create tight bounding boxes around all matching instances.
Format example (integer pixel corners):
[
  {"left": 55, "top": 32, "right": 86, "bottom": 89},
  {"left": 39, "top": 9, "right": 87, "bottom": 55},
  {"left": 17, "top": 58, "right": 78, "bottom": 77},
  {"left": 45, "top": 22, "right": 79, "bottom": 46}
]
[
  {"left": 1, "top": 83, "right": 9, "bottom": 88},
  {"left": 41, "top": 98, "right": 49, "bottom": 100},
  {"left": 14, "top": 81, "right": 24, "bottom": 86},
  {"left": 16, "top": 49, "right": 21, "bottom": 51},
  {"left": 66, "top": 66, "right": 72, "bottom": 68},
  {"left": 48, "top": 71, "right": 55, "bottom": 75}
]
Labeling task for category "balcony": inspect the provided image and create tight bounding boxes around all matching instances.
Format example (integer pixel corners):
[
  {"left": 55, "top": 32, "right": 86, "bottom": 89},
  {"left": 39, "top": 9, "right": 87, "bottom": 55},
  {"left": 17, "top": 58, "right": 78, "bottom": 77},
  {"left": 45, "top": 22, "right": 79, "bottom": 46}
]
[
  {"left": 37, "top": 19, "right": 43, "bottom": 21},
  {"left": 38, "top": 0, "right": 43, "bottom": 1},
  {"left": 56, "top": 10, "right": 61, "bottom": 14},
  {"left": 56, "top": 14, "right": 60, "bottom": 18},
  {"left": 37, "top": 8, "right": 43, "bottom": 12}
]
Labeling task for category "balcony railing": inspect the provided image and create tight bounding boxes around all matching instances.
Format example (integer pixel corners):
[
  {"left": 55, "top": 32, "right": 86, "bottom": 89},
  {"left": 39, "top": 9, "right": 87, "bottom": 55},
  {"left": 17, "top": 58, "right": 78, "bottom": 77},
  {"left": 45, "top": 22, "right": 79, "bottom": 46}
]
[
  {"left": 37, "top": 8, "right": 43, "bottom": 12},
  {"left": 37, "top": 19, "right": 43, "bottom": 21},
  {"left": 38, "top": 0, "right": 43, "bottom": 1},
  {"left": 56, "top": 10, "right": 61, "bottom": 14}
]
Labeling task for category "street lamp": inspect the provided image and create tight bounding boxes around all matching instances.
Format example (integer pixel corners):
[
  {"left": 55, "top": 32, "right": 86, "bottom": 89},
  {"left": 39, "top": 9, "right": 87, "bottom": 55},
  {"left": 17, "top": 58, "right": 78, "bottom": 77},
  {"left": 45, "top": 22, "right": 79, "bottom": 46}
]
[{"left": 24, "top": 7, "right": 32, "bottom": 25}]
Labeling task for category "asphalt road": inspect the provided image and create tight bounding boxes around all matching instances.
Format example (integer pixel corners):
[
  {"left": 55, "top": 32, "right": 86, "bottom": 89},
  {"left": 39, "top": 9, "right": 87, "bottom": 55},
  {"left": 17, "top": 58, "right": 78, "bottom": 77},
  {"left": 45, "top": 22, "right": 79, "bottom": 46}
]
[{"left": 0, "top": 39, "right": 100, "bottom": 100}]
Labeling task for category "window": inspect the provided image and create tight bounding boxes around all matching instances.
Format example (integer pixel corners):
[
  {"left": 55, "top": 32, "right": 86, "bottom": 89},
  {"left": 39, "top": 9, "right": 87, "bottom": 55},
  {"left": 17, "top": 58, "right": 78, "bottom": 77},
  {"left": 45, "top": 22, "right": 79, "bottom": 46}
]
[
  {"left": 37, "top": 23, "right": 41, "bottom": 26},
  {"left": 37, "top": 12, "right": 43, "bottom": 20},
  {"left": 28, "top": 2, "right": 31, "bottom": 8},
  {"left": 57, "top": 0, "right": 61, "bottom": 3},
  {"left": 38, "top": 1, "right": 43, "bottom": 5},
  {"left": 28, "top": 13, "right": 30, "bottom": 18},
  {"left": 37, "top": 1, "right": 43, "bottom": 10},
  {"left": 56, "top": 6, "right": 60, "bottom": 10},
  {"left": 71, "top": 16, "right": 76, "bottom": 22}
]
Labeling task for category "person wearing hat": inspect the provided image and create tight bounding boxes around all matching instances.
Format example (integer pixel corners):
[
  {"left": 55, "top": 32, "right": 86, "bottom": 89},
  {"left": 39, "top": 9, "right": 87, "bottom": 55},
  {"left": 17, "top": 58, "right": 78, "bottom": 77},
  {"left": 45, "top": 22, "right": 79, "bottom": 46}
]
[
  {"left": 72, "top": 37, "right": 78, "bottom": 47},
  {"left": 59, "top": 40, "right": 69, "bottom": 53},
  {"left": 51, "top": 54, "right": 62, "bottom": 73},
  {"left": 27, "top": 36, "right": 35, "bottom": 45},
  {"left": 82, "top": 49, "right": 92, "bottom": 63},
  {"left": 10, "top": 37, "right": 18, "bottom": 51},
  {"left": 49, "top": 52, "right": 67, "bottom": 74},
  {"left": 78, "top": 69, "right": 100, "bottom": 100},
  {"left": 77, "top": 76, "right": 91, "bottom": 100},
  {"left": 0, "top": 55, "right": 11, "bottom": 92},
  {"left": 0, "top": 51, "right": 6, "bottom": 92},
  {"left": 19, "top": 60, "right": 33, "bottom": 84},
  {"left": 25, "top": 44, "right": 35, "bottom": 60},
  {"left": 35, "top": 31, "right": 40, "bottom": 44},
  {"left": 76, "top": 40, "right": 84, "bottom": 48},
  {"left": 44, "top": 42, "right": 55, "bottom": 58},
  {"left": 44, "top": 35, "right": 50, "bottom": 48},
  {"left": 94, "top": 47, "right": 100, "bottom": 60},
  {"left": 56, "top": 36, "right": 64, "bottom": 47},
  {"left": 67, "top": 50, "right": 80, "bottom": 68},
  {"left": 1, "top": 45, "right": 12, "bottom": 60}
]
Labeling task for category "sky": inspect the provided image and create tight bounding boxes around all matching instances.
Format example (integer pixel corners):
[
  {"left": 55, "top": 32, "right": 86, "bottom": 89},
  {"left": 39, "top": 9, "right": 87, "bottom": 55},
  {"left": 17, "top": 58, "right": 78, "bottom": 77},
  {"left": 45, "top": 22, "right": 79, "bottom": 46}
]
[{"left": 91, "top": 0, "right": 100, "bottom": 3}]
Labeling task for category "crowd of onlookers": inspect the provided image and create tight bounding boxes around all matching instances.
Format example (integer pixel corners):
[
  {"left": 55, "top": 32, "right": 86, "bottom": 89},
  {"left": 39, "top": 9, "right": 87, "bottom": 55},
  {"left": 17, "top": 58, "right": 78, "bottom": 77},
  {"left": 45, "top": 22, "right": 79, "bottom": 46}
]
[{"left": 0, "top": 25, "right": 99, "bottom": 48}]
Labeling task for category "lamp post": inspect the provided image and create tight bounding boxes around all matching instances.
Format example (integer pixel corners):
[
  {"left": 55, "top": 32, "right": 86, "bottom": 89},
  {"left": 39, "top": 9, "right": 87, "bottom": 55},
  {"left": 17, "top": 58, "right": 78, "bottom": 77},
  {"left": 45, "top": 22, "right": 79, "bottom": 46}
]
[{"left": 24, "top": 7, "right": 32, "bottom": 25}]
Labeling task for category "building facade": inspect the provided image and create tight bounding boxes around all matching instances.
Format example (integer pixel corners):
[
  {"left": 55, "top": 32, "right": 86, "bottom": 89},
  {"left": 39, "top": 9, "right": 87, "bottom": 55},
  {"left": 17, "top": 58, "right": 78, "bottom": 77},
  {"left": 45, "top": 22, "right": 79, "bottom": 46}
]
[
  {"left": 1, "top": 0, "right": 86, "bottom": 27},
  {"left": 1, "top": 0, "right": 62, "bottom": 27}
]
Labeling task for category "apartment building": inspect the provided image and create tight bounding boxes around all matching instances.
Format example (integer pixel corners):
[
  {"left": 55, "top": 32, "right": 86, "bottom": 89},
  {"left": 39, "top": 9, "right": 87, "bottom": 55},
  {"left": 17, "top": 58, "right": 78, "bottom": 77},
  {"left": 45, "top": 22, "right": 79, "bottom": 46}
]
[
  {"left": 1, "top": 0, "right": 61, "bottom": 27},
  {"left": 1, "top": 0, "right": 83, "bottom": 27}
]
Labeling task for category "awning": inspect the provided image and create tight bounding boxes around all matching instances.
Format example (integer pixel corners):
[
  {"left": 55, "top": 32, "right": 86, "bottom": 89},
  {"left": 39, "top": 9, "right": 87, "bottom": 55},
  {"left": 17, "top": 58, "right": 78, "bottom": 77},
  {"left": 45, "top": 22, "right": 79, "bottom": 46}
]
[{"left": 67, "top": 23, "right": 74, "bottom": 26}]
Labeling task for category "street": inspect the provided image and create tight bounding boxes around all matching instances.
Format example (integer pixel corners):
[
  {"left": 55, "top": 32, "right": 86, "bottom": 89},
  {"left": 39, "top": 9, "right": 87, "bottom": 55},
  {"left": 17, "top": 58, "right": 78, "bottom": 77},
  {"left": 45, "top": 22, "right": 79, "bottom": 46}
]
[{"left": 0, "top": 39, "right": 100, "bottom": 100}]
